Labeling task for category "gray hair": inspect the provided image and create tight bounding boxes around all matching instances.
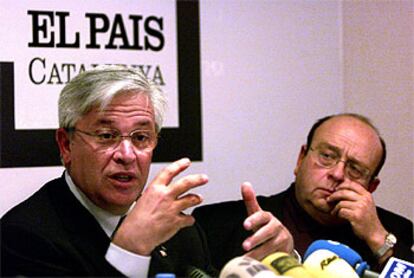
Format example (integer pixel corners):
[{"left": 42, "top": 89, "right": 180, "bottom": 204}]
[{"left": 58, "top": 65, "right": 167, "bottom": 132}]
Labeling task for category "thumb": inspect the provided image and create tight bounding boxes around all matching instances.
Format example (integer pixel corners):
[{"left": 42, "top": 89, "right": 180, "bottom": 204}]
[{"left": 241, "top": 182, "right": 261, "bottom": 216}]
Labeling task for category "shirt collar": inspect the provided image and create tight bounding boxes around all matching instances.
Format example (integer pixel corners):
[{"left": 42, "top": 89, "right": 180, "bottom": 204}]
[{"left": 65, "top": 171, "right": 129, "bottom": 238}]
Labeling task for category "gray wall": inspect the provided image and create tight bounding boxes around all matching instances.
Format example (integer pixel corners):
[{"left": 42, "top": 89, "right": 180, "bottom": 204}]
[{"left": 343, "top": 1, "right": 413, "bottom": 221}]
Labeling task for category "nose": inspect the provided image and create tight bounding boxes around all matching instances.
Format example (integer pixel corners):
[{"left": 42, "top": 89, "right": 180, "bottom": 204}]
[
  {"left": 328, "top": 160, "right": 346, "bottom": 182},
  {"left": 112, "top": 138, "right": 136, "bottom": 164}
]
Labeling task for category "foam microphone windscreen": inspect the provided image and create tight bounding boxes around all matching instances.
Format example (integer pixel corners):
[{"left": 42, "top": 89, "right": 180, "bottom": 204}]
[
  {"left": 304, "top": 239, "right": 369, "bottom": 276},
  {"left": 219, "top": 256, "right": 279, "bottom": 278},
  {"left": 303, "top": 249, "right": 359, "bottom": 278},
  {"left": 261, "top": 252, "right": 315, "bottom": 278}
]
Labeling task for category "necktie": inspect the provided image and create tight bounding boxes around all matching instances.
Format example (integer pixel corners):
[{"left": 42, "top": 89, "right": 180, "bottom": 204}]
[{"left": 111, "top": 215, "right": 126, "bottom": 239}]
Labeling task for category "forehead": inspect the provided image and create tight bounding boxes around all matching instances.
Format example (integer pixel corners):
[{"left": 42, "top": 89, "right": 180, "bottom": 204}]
[
  {"left": 313, "top": 116, "right": 383, "bottom": 167},
  {"left": 103, "top": 91, "right": 152, "bottom": 109},
  {"left": 81, "top": 91, "right": 155, "bottom": 127}
]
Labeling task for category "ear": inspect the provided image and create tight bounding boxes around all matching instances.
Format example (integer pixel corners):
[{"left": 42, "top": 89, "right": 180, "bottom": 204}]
[
  {"left": 55, "top": 128, "right": 72, "bottom": 167},
  {"left": 367, "top": 177, "right": 380, "bottom": 193},
  {"left": 294, "top": 145, "right": 307, "bottom": 176}
]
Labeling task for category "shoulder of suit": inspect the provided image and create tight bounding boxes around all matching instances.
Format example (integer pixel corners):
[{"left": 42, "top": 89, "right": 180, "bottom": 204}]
[
  {"left": 376, "top": 206, "right": 413, "bottom": 227},
  {"left": 1, "top": 176, "right": 64, "bottom": 224}
]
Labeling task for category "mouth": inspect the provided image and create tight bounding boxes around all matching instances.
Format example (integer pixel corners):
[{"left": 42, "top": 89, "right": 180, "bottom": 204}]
[
  {"left": 317, "top": 187, "right": 335, "bottom": 196},
  {"left": 108, "top": 172, "right": 137, "bottom": 187},
  {"left": 113, "top": 174, "right": 133, "bottom": 182}
]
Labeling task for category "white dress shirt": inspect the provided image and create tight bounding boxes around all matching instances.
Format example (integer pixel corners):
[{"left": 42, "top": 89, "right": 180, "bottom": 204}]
[{"left": 65, "top": 171, "right": 150, "bottom": 277}]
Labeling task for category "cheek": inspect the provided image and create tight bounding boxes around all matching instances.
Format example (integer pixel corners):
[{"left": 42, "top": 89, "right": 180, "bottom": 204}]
[
  {"left": 300, "top": 158, "right": 326, "bottom": 180},
  {"left": 296, "top": 162, "right": 327, "bottom": 197},
  {"left": 71, "top": 147, "right": 108, "bottom": 179},
  {"left": 296, "top": 160, "right": 313, "bottom": 185},
  {"left": 137, "top": 151, "right": 153, "bottom": 175}
]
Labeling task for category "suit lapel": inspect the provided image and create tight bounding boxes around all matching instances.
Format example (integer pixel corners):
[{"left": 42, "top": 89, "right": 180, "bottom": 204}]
[{"left": 46, "top": 176, "right": 120, "bottom": 275}]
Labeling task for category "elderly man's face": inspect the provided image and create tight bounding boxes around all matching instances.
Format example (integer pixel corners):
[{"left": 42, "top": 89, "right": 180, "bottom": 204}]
[
  {"left": 293, "top": 116, "right": 383, "bottom": 225},
  {"left": 57, "top": 91, "right": 156, "bottom": 214}
]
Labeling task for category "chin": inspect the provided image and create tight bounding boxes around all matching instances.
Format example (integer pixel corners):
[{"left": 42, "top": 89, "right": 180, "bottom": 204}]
[
  {"left": 105, "top": 192, "right": 135, "bottom": 208},
  {"left": 313, "top": 199, "right": 332, "bottom": 213},
  {"left": 312, "top": 205, "right": 347, "bottom": 226}
]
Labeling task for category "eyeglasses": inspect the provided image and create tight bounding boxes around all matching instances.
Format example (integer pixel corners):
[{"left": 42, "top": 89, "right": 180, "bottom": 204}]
[
  {"left": 308, "top": 146, "right": 371, "bottom": 182},
  {"left": 69, "top": 128, "right": 158, "bottom": 151}
]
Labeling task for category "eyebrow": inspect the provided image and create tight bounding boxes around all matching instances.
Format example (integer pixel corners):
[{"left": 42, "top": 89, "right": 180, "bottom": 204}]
[
  {"left": 96, "top": 119, "right": 113, "bottom": 126},
  {"left": 317, "top": 142, "right": 369, "bottom": 168},
  {"left": 93, "top": 119, "right": 154, "bottom": 129},
  {"left": 317, "top": 142, "right": 341, "bottom": 153}
]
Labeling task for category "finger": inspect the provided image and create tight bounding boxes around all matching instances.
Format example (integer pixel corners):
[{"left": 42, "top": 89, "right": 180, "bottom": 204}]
[
  {"left": 244, "top": 210, "right": 272, "bottom": 231},
  {"left": 241, "top": 182, "right": 261, "bottom": 216},
  {"left": 177, "top": 213, "right": 196, "bottom": 229},
  {"left": 328, "top": 188, "right": 359, "bottom": 203},
  {"left": 331, "top": 200, "right": 353, "bottom": 216},
  {"left": 335, "top": 207, "right": 354, "bottom": 221},
  {"left": 336, "top": 182, "right": 367, "bottom": 194},
  {"left": 242, "top": 218, "right": 276, "bottom": 251},
  {"left": 175, "top": 193, "right": 204, "bottom": 212},
  {"left": 245, "top": 239, "right": 282, "bottom": 261},
  {"left": 169, "top": 174, "right": 209, "bottom": 197},
  {"left": 150, "top": 158, "right": 191, "bottom": 187}
]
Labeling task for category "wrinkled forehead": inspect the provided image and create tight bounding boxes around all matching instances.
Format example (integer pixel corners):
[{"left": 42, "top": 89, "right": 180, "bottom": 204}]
[
  {"left": 100, "top": 90, "right": 152, "bottom": 110},
  {"left": 313, "top": 116, "right": 383, "bottom": 168},
  {"left": 80, "top": 91, "right": 155, "bottom": 128}
]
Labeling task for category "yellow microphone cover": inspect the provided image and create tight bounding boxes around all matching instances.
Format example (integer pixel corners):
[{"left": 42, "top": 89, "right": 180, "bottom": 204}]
[{"left": 262, "top": 252, "right": 315, "bottom": 278}]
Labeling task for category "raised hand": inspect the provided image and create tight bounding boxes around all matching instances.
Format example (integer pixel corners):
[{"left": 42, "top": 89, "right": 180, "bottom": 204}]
[
  {"left": 327, "top": 182, "right": 388, "bottom": 254},
  {"left": 241, "top": 182, "right": 294, "bottom": 261},
  {"left": 112, "top": 158, "right": 208, "bottom": 255}
]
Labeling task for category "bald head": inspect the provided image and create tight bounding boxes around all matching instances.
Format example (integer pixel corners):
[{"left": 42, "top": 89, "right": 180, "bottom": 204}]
[{"left": 306, "top": 114, "right": 386, "bottom": 180}]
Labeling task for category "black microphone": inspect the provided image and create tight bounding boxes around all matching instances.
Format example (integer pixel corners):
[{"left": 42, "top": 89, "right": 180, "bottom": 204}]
[{"left": 185, "top": 265, "right": 212, "bottom": 278}]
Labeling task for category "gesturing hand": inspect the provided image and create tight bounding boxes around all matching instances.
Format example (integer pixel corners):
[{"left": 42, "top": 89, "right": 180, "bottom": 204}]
[
  {"left": 241, "top": 182, "right": 294, "bottom": 261},
  {"left": 327, "top": 183, "right": 388, "bottom": 253},
  {"left": 112, "top": 158, "right": 208, "bottom": 255}
]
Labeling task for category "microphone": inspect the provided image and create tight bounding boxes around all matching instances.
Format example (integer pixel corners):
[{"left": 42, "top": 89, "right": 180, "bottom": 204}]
[
  {"left": 219, "top": 256, "right": 279, "bottom": 278},
  {"left": 155, "top": 274, "right": 176, "bottom": 278},
  {"left": 186, "top": 265, "right": 212, "bottom": 278},
  {"left": 303, "top": 249, "right": 359, "bottom": 278},
  {"left": 261, "top": 252, "right": 314, "bottom": 277},
  {"left": 379, "top": 257, "right": 414, "bottom": 278},
  {"left": 304, "top": 240, "right": 379, "bottom": 278}
]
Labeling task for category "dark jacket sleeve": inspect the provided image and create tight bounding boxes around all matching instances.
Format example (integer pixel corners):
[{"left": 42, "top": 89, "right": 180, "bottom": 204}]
[
  {"left": 193, "top": 200, "right": 251, "bottom": 270},
  {"left": 377, "top": 207, "right": 414, "bottom": 263},
  {"left": 148, "top": 222, "right": 218, "bottom": 277},
  {"left": 1, "top": 220, "right": 123, "bottom": 277}
]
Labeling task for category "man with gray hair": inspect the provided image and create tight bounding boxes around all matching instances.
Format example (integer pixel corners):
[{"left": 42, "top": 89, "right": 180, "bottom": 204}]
[{"left": 1, "top": 66, "right": 215, "bottom": 277}]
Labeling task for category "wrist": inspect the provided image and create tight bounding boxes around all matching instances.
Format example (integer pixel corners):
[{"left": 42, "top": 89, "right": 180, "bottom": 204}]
[
  {"left": 373, "top": 232, "right": 397, "bottom": 260},
  {"left": 366, "top": 228, "right": 388, "bottom": 253},
  {"left": 112, "top": 233, "right": 154, "bottom": 256}
]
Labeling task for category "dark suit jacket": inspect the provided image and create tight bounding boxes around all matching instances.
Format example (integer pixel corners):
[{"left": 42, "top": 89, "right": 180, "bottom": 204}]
[
  {"left": 193, "top": 184, "right": 414, "bottom": 270},
  {"left": 1, "top": 175, "right": 216, "bottom": 277}
]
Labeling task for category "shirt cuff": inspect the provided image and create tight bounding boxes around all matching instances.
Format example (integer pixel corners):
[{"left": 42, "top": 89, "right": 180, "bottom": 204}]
[{"left": 105, "top": 242, "right": 151, "bottom": 277}]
